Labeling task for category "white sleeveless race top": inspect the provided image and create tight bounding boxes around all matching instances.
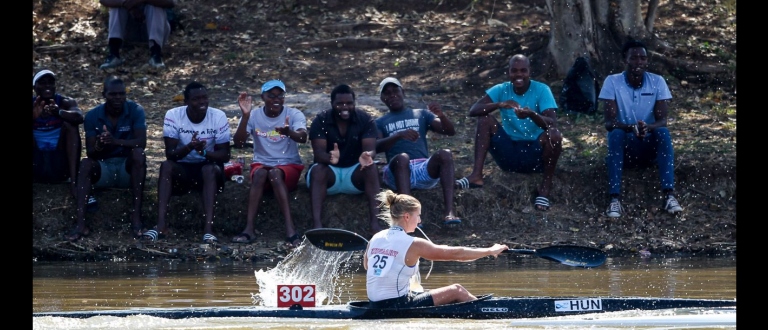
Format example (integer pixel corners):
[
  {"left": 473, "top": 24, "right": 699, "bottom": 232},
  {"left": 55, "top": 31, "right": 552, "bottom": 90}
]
[{"left": 366, "top": 226, "right": 419, "bottom": 301}]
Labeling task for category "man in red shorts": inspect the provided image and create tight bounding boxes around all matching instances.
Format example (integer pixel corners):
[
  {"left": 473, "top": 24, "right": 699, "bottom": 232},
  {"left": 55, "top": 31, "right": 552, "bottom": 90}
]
[{"left": 231, "top": 80, "right": 308, "bottom": 247}]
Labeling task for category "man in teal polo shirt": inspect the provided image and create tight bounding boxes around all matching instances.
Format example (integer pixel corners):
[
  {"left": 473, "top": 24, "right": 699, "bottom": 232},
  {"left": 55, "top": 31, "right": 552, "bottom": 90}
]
[
  {"left": 460, "top": 54, "right": 563, "bottom": 212},
  {"left": 65, "top": 76, "right": 147, "bottom": 242}
]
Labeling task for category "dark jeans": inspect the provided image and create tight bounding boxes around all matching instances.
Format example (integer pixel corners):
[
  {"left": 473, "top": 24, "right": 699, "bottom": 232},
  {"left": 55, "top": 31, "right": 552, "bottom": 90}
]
[{"left": 606, "top": 127, "right": 675, "bottom": 195}]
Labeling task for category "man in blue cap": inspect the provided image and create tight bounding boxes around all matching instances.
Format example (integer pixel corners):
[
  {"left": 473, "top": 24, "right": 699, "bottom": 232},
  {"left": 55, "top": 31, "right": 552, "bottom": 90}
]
[{"left": 231, "top": 79, "right": 308, "bottom": 247}]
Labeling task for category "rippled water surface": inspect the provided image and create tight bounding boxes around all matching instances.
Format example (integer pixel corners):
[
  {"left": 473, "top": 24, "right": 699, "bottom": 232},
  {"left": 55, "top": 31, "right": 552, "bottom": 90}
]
[{"left": 33, "top": 249, "right": 736, "bottom": 329}]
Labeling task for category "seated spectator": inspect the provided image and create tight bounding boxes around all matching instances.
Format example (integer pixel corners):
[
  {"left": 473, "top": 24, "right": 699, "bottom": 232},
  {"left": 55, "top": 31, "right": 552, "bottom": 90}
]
[
  {"left": 231, "top": 80, "right": 308, "bottom": 247},
  {"left": 66, "top": 76, "right": 147, "bottom": 242},
  {"left": 460, "top": 54, "right": 562, "bottom": 212},
  {"left": 142, "top": 81, "right": 231, "bottom": 244},
  {"left": 98, "top": 0, "right": 176, "bottom": 69},
  {"left": 375, "top": 77, "right": 462, "bottom": 226},
  {"left": 32, "top": 69, "right": 84, "bottom": 200},
  {"left": 600, "top": 40, "right": 683, "bottom": 218},
  {"left": 306, "top": 84, "right": 383, "bottom": 236}
]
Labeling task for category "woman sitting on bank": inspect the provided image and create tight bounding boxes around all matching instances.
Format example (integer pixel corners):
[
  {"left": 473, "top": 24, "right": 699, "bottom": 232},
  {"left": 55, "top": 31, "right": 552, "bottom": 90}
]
[{"left": 364, "top": 190, "right": 509, "bottom": 308}]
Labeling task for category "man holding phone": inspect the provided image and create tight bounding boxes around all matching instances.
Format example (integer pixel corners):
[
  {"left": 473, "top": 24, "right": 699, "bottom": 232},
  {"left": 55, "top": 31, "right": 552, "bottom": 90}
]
[{"left": 32, "top": 69, "right": 84, "bottom": 199}]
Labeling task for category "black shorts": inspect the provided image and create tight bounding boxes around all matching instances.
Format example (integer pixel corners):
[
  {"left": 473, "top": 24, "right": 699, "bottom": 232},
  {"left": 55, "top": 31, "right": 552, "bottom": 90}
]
[
  {"left": 369, "top": 291, "right": 434, "bottom": 309},
  {"left": 32, "top": 148, "right": 69, "bottom": 183},
  {"left": 171, "top": 161, "right": 225, "bottom": 195}
]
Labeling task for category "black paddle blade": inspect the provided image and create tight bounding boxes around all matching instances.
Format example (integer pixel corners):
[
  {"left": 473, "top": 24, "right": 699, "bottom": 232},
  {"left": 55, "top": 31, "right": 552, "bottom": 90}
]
[
  {"left": 535, "top": 245, "right": 606, "bottom": 268},
  {"left": 304, "top": 228, "right": 369, "bottom": 252}
]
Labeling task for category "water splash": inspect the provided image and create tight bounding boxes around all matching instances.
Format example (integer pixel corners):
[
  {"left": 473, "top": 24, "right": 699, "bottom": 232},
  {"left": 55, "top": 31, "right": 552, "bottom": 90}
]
[{"left": 252, "top": 243, "right": 359, "bottom": 306}]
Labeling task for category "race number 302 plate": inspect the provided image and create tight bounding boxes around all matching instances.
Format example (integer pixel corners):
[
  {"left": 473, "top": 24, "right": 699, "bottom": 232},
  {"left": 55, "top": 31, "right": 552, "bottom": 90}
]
[{"left": 277, "top": 284, "right": 316, "bottom": 308}]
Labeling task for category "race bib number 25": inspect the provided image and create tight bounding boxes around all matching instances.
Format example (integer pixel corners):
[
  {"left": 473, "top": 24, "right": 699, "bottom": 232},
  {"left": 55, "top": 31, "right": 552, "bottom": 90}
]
[{"left": 277, "top": 284, "right": 316, "bottom": 308}]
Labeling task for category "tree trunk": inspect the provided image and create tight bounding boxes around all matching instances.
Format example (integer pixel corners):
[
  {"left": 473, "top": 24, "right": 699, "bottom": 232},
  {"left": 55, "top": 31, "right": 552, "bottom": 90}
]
[
  {"left": 544, "top": 0, "right": 650, "bottom": 81},
  {"left": 645, "top": 0, "right": 661, "bottom": 33}
]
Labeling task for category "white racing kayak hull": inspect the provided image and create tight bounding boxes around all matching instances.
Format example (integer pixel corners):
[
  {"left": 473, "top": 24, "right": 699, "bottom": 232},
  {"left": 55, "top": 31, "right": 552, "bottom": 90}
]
[{"left": 33, "top": 295, "right": 736, "bottom": 320}]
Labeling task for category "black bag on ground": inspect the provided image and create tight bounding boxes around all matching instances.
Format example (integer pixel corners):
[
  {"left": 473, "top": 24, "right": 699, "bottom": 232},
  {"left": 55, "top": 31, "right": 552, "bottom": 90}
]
[{"left": 560, "top": 56, "right": 599, "bottom": 114}]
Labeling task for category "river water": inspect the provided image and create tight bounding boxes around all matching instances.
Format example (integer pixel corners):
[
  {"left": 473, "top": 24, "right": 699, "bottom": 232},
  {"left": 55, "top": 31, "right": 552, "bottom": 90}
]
[{"left": 33, "top": 245, "right": 736, "bottom": 329}]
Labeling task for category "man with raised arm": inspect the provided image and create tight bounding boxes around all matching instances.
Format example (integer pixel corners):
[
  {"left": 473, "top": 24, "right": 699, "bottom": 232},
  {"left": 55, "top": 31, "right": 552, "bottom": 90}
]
[
  {"left": 231, "top": 80, "right": 308, "bottom": 247},
  {"left": 375, "top": 77, "right": 462, "bottom": 226}
]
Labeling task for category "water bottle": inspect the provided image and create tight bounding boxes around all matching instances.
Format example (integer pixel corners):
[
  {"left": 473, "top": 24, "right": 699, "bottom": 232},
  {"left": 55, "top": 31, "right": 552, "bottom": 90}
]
[{"left": 231, "top": 175, "right": 245, "bottom": 184}]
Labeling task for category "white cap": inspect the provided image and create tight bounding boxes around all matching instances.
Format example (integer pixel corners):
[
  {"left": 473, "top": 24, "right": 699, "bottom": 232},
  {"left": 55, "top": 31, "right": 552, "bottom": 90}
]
[
  {"left": 378, "top": 77, "right": 402, "bottom": 95},
  {"left": 33, "top": 70, "right": 55, "bottom": 86}
]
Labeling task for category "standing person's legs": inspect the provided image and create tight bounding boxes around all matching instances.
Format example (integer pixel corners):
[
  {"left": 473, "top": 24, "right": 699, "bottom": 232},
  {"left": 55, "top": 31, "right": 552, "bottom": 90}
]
[
  {"left": 144, "top": 5, "right": 170, "bottom": 66},
  {"left": 101, "top": 7, "right": 128, "bottom": 68}
]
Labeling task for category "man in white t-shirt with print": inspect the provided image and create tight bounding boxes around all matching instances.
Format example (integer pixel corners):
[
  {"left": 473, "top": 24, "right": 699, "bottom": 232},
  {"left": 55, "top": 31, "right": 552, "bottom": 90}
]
[{"left": 142, "top": 81, "right": 231, "bottom": 244}]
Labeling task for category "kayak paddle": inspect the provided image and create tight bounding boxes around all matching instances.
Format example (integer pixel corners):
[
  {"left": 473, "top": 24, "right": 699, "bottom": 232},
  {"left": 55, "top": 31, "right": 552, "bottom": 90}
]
[
  {"left": 505, "top": 245, "right": 607, "bottom": 268},
  {"left": 304, "top": 228, "right": 368, "bottom": 252},
  {"left": 304, "top": 228, "right": 606, "bottom": 268}
]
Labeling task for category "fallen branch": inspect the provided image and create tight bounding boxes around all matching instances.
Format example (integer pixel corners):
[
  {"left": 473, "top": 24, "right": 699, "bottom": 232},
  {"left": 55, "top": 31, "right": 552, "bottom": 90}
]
[
  {"left": 297, "top": 37, "right": 444, "bottom": 50},
  {"left": 651, "top": 50, "right": 732, "bottom": 75}
]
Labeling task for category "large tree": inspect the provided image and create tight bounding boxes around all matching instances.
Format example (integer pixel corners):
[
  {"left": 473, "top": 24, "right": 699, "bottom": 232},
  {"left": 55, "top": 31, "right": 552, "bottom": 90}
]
[{"left": 542, "top": 0, "right": 731, "bottom": 84}]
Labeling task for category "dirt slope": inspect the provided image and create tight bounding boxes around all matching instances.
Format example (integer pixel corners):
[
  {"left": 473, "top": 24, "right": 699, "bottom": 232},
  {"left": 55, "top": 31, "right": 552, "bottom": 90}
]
[{"left": 32, "top": 0, "right": 736, "bottom": 262}]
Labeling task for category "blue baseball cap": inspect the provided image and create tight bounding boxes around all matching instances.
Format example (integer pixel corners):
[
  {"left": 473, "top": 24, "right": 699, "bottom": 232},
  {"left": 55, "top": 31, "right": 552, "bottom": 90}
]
[{"left": 261, "top": 80, "right": 286, "bottom": 94}]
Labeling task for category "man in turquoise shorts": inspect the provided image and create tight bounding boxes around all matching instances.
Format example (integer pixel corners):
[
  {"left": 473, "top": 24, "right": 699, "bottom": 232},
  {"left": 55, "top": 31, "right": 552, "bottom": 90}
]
[
  {"left": 459, "top": 54, "right": 563, "bottom": 212},
  {"left": 306, "top": 84, "right": 384, "bottom": 235}
]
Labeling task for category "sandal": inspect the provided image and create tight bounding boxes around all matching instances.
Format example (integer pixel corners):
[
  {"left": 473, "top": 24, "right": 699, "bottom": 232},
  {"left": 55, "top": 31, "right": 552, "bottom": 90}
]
[
  {"left": 202, "top": 233, "right": 219, "bottom": 244},
  {"left": 533, "top": 196, "right": 551, "bottom": 211},
  {"left": 455, "top": 177, "right": 483, "bottom": 190},
  {"left": 231, "top": 232, "right": 255, "bottom": 244},
  {"left": 443, "top": 216, "right": 462, "bottom": 225},
  {"left": 141, "top": 229, "right": 166, "bottom": 242},
  {"left": 285, "top": 233, "right": 302, "bottom": 247}
]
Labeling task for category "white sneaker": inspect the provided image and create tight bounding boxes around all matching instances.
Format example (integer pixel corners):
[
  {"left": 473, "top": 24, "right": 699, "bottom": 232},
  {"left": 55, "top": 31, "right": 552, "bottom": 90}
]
[
  {"left": 605, "top": 198, "right": 623, "bottom": 218},
  {"left": 664, "top": 195, "right": 683, "bottom": 214}
]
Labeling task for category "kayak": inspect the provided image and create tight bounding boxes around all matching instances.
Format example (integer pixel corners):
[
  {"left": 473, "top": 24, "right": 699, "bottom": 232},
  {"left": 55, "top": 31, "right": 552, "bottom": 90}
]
[{"left": 32, "top": 295, "right": 736, "bottom": 320}]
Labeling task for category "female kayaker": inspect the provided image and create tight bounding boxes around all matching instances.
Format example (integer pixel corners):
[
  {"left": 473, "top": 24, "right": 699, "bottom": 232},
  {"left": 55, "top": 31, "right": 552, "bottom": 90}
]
[{"left": 364, "top": 190, "right": 509, "bottom": 308}]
